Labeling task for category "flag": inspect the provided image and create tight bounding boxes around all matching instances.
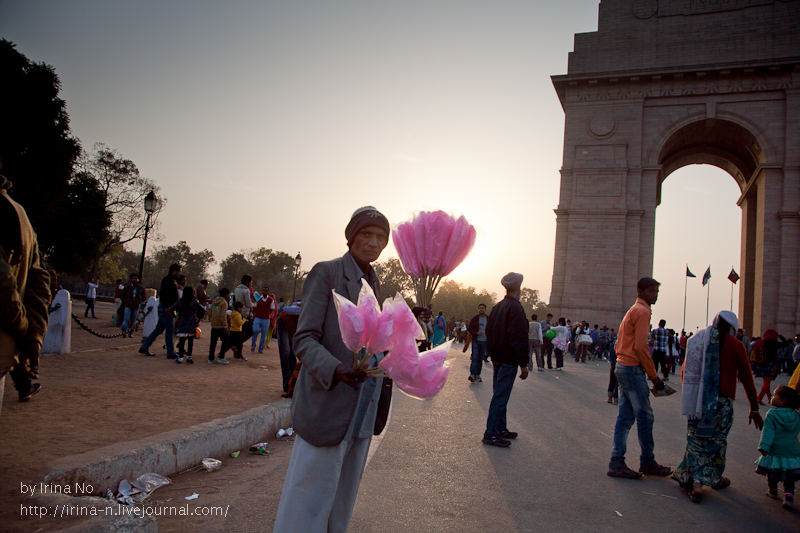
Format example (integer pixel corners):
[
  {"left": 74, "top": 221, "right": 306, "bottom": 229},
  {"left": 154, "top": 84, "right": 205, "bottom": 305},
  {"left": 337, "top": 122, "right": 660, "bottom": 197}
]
[
  {"left": 702, "top": 267, "right": 711, "bottom": 286},
  {"left": 686, "top": 267, "right": 696, "bottom": 278},
  {"left": 728, "top": 268, "right": 740, "bottom": 284}
]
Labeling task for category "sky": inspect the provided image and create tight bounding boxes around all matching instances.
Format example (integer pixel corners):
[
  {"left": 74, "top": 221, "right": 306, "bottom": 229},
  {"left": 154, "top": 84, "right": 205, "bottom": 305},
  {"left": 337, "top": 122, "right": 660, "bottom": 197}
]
[{"left": 0, "top": 0, "right": 742, "bottom": 331}]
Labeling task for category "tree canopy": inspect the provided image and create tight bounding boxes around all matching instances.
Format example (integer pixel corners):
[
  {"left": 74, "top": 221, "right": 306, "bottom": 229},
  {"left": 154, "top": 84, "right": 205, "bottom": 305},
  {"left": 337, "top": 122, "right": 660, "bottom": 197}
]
[
  {"left": 430, "top": 280, "right": 497, "bottom": 322},
  {"left": 218, "top": 248, "right": 306, "bottom": 302},
  {"left": 0, "top": 39, "right": 109, "bottom": 274},
  {"left": 142, "top": 241, "right": 215, "bottom": 289},
  {"left": 373, "top": 258, "right": 413, "bottom": 304}
]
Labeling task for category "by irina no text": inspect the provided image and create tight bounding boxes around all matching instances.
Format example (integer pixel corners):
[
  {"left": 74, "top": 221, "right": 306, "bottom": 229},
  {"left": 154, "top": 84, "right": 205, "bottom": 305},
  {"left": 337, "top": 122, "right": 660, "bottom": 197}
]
[{"left": 21, "top": 482, "right": 94, "bottom": 496}]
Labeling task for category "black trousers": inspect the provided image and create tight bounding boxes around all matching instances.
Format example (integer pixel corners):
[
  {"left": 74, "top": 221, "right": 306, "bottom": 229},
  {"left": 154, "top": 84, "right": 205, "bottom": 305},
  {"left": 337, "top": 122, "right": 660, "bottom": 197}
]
[
  {"left": 177, "top": 336, "right": 194, "bottom": 357},
  {"left": 209, "top": 328, "right": 231, "bottom": 360},
  {"left": 652, "top": 350, "right": 669, "bottom": 378}
]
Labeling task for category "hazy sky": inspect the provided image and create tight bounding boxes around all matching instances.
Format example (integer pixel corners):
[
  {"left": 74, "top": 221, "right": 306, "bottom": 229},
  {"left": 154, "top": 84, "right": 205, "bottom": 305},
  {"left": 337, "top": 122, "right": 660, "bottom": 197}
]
[{"left": 1, "top": 0, "right": 742, "bottom": 331}]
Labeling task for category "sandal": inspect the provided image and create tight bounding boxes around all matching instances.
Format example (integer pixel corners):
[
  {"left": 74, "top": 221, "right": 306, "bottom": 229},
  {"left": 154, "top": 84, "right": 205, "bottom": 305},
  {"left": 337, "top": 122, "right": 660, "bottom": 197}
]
[
  {"left": 689, "top": 491, "right": 702, "bottom": 503},
  {"left": 712, "top": 477, "right": 731, "bottom": 490}
]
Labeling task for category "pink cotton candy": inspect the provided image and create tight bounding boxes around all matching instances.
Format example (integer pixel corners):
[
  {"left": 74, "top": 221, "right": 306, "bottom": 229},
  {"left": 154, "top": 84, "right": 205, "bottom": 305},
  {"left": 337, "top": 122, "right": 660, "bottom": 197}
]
[
  {"left": 332, "top": 290, "right": 365, "bottom": 352},
  {"left": 422, "top": 210, "right": 453, "bottom": 272},
  {"left": 392, "top": 224, "right": 422, "bottom": 278},
  {"left": 440, "top": 215, "right": 477, "bottom": 277},
  {"left": 378, "top": 337, "right": 420, "bottom": 384},
  {"left": 396, "top": 364, "right": 451, "bottom": 400},
  {"left": 357, "top": 280, "right": 381, "bottom": 349},
  {"left": 391, "top": 296, "right": 425, "bottom": 340},
  {"left": 366, "top": 295, "right": 396, "bottom": 354},
  {"left": 418, "top": 341, "right": 451, "bottom": 380}
]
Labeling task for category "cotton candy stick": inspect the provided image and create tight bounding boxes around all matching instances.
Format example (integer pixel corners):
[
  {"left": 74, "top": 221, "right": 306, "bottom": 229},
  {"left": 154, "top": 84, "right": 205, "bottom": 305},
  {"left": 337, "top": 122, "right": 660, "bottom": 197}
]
[{"left": 332, "top": 290, "right": 365, "bottom": 353}]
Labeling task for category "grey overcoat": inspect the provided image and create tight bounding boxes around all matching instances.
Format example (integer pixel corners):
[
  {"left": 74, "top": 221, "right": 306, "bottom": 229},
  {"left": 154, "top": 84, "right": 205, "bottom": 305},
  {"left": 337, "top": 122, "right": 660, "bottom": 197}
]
[{"left": 291, "top": 252, "right": 391, "bottom": 447}]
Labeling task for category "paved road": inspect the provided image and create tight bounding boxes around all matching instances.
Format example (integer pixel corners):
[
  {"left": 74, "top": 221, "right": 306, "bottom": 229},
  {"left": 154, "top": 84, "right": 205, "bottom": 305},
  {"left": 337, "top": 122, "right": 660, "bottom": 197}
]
[{"left": 350, "top": 347, "right": 797, "bottom": 533}]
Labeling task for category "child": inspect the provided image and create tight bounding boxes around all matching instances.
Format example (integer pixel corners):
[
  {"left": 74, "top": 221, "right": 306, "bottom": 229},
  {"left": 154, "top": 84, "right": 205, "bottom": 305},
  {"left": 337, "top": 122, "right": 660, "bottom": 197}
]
[
  {"left": 755, "top": 384, "right": 800, "bottom": 510},
  {"left": 229, "top": 301, "right": 248, "bottom": 362},
  {"left": 175, "top": 287, "right": 205, "bottom": 364},
  {"left": 209, "top": 288, "right": 232, "bottom": 364}
]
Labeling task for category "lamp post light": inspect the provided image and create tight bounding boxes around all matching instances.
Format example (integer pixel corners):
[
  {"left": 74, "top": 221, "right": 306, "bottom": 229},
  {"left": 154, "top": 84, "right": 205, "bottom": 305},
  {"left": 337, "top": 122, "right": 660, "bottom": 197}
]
[
  {"left": 138, "top": 191, "right": 157, "bottom": 283},
  {"left": 292, "top": 252, "right": 302, "bottom": 302}
]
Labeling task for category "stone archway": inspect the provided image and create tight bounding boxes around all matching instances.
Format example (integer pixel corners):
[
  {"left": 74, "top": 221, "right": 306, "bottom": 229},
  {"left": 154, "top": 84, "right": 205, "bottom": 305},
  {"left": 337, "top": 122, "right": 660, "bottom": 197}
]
[{"left": 548, "top": 0, "right": 800, "bottom": 335}]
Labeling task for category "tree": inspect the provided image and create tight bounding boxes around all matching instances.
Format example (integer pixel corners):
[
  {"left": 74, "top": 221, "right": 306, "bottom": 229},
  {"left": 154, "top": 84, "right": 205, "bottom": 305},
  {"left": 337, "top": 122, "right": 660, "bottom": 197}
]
[
  {"left": 430, "top": 280, "right": 497, "bottom": 323},
  {"left": 373, "top": 258, "right": 413, "bottom": 303},
  {"left": 142, "top": 241, "right": 214, "bottom": 289},
  {"left": 217, "top": 248, "right": 307, "bottom": 302},
  {"left": 519, "top": 287, "right": 548, "bottom": 320},
  {"left": 76, "top": 143, "right": 167, "bottom": 278},
  {"left": 0, "top": 39, "right": 108, "bottom": 273}
]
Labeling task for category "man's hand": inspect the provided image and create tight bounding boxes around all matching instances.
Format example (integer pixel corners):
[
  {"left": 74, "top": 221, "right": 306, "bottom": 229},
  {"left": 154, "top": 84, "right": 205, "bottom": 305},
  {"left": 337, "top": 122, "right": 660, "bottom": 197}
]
[
  {"left": 519, "top": 367, "right": 529, "bottom": 380},
  {"left": 749, "top": 411, "right": 764, "bottom": 431},
  {"left": 334, "top": 364, "right": 368, "bottom": 391},
  {"left": 651, "top": 377, "right": 665, "bottom": 391},
  {"left": 19, "top": 340, "right": 41, "bottom": 379},
  {"left": 759, "top": 449, "right": 768, "bottom": 457}
]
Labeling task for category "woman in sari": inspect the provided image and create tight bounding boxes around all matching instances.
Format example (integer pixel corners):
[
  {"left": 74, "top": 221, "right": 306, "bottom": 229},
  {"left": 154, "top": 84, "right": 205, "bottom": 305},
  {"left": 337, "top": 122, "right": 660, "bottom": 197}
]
[{"left": 672, "top": 310, "right": 764, "bottom": 502}]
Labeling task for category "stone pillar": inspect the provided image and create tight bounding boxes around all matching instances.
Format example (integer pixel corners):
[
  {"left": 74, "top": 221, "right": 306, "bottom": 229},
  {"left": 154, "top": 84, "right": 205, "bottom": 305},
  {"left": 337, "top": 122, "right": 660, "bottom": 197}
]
[
  {"left": 754, "top": 168, "right": 785, "bottom": 335},
  {"left": 738, "top": 190, "right": 758, "bottom": 335},
  {"left": 42, "top": 289, "right": 72, "bottom": 355}
]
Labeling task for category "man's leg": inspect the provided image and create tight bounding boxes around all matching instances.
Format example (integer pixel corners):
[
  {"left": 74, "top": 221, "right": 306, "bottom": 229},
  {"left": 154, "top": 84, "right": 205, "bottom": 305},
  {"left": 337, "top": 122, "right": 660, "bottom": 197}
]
[
  {"left": 610, "top": 365, "right": 637, "bottom": 470},
  {"left": 121, "top": 307, "right": 131, "bottom": 334},
  {"left": 555, "top": 348, "right": 563, "bottom": 369},
  {"left": 544, "top": 340, "right": 552, "bottom": 368},
  {"left": 273, "top": 434, "right": 351, "bottom": 533},
  {"left": 624, "top": 367, "right": 656, "bottom": 467},
  {"left": 141, "top": 306, "right": 167, "bottom": 352},
  {"left": 163, "top": 310, "right": 177, "bottom": 358},
  {"left": 485, "top": 363, "right": 517, "bottom": 437},
  {"left": 533, "top": 341, "right": 544, "bottom": 370},
  {"left": 328, "top": 437, "right": 372, "bottom": 533},
  {"left": 251, "top": 318, "right": 261, "bottom": 351},
  {"left": 469, "top": 341, "right": 482, "bottom": 380},
  {"left": 209, "top": 328, "right": 220, "bottom": 361}
]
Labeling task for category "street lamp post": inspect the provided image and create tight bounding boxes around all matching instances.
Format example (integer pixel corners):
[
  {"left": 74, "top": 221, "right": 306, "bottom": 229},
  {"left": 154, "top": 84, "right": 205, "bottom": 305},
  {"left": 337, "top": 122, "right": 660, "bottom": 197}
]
[
  {"left": 138, "top": 191, "right": 157, "bottom": 283},
  {"left": 292, "top": 252, "right": 302, "bottom": 302}
]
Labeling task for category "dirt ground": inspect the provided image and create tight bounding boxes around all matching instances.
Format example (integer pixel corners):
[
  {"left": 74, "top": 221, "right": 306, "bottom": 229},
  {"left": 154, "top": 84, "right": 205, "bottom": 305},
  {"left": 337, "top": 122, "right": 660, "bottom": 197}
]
[{"left": 1, "top": 301, "right": 287, "bottom": 532}]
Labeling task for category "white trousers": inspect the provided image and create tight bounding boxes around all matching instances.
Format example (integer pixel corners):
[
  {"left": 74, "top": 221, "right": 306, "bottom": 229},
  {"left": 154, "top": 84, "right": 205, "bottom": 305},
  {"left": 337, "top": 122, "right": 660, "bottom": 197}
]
[{"left": 273, "top": 434, "right": 372, "bottom": 533}]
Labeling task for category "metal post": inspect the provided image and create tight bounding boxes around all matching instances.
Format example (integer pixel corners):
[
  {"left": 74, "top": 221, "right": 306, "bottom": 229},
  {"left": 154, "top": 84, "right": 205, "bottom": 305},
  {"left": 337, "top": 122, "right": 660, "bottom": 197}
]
[{"left": 138, "top": 212, "right": 151, "bottom": 281}]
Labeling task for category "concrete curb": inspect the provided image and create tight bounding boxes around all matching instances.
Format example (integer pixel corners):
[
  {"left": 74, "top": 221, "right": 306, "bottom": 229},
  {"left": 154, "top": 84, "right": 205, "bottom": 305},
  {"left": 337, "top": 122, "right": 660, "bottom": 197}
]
[{"left": 42, "top": 400, "right": 292, "bottom": 494}]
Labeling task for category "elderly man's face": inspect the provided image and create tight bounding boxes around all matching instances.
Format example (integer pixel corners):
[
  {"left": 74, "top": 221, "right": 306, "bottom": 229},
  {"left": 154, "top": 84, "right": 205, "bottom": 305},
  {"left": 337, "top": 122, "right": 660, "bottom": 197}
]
[{"left": 350, "top": 226, "right": 389, "bottom": 266}]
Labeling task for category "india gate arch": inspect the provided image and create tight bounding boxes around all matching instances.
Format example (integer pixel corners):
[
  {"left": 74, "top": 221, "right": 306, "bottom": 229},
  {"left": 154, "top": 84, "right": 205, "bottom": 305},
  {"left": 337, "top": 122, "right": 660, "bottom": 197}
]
[{"left": 547, "top": 0, "right": 800, "bottom": 335}]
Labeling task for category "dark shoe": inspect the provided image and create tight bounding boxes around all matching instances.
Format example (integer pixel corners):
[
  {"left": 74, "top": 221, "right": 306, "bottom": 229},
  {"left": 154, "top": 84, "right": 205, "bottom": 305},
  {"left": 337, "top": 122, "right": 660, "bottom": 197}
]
[
  {"left": 186, "top": 357, "right": 194, "bottom": 364},
  {"left": 166, "top": 354, "right": 178, "bottom": 360},
  {"left": 607, "top": 464, "right": 643, "bottom": 479},
  {"left": 475, "top": 375, "right": 482, "bottom": 382},
  {"left": 639, "top": 462, "right": 673, "bottom": 477},
  {"left": 482, "top": 435, "right": 511, "bottom": 447},
  {"left": 19, "top": 383, "right": 42, "bottom": 402},
  {"left": 537, "top": 368, "right": 544, "bottom": 372},
  {"left": 783, "top": 494, "right": 794, "bottom": 510},
  {"left": 139, "top": 348, "right": 155, "bottom": 357},
  {"left": 468, "top": 374, "right": 476, "bottom": 383},
  {"left": 689, "top": 490, "right": 702, "bottom": 503},
  {"left": 499, "top": 430, "right": 518, "bottom": 439}
]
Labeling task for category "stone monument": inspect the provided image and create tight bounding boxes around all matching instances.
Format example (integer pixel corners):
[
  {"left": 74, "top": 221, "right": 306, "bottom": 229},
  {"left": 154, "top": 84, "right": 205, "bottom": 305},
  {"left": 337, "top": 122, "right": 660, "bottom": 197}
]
[{"left": 549, "top": 0, "right": 799, "bottom": 334}]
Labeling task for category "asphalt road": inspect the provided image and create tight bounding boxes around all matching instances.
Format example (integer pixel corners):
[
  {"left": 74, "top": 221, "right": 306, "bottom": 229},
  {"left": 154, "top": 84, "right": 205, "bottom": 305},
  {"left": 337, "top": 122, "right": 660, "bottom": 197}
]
[{"left": 350, "top": 347, "right": 797, "bottom": 533}]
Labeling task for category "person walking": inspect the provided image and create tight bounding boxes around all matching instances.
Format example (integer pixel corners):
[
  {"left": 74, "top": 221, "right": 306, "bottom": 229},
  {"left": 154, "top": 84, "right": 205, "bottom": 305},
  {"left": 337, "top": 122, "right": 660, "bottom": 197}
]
[
  {"left": 755, "top": 385, "right": 800, "bottom": 510},
  {"left": 672, "top": 310, "right": 762, "bottom": 502},
  {"left": 607, "top": 277, "right": 671, "bottom": 479},
  {"left": 550, "top": 318, "right": 570, "bottom": 371},
  {"left": 208, "top": 287, "right": 232, "bottom": 364},
  {"left": 120, "top": 273, "right": 145, "bottom": 337},
  {"left": 1, "top": 174, "right": 50, "bottom": 408},
  {"left": 751, "top": 330, "right": 782, "bottom": 405},
  {"left": 467, "top": 303, "right": 489, "bottom": 383},
  {"left": 432, "top": 311, "right": 446, "bottom": 347},
  {"left": 528, "top": 314, "right": 543, "bottom": 371},
  {"left": 540, "top": 313, "right": 554, "bottom": 369},
  {"left": 652, "top": 319, "right": 670, "bottom": 381},
  {"left": 174, "top": 286, "right": 205, "bottom": 364},
  {"left": 251, "top": 284, "right": 275, "bottom": 353},
  {"left": 84, "top": 278, "right": 98, "bottom": 318},
  {"left": 482, "top": 272, "right": 529, "bottom": 447},
  {"left": 139, "top": 263, "right": 181, "bottom": 358}
]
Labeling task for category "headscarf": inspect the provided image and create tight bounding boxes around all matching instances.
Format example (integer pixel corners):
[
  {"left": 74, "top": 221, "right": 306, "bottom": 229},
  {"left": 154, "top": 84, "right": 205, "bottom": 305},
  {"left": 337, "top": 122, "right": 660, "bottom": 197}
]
[
  {"left": 345, "top": 206, "right": 390, "bottom": 247},
  {"left": 681, "top": 311, "right": 738, "bottom": 434}
]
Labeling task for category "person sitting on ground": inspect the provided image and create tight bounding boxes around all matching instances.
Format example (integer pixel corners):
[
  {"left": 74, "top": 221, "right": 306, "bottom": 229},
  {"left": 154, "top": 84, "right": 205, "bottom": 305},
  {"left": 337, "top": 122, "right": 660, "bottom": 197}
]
[
  {"left": 175, "top": 286, "right": 205, "bottom": 364},
  {"left": 229, "top": 301, "right": 247, "bottom": 362}
]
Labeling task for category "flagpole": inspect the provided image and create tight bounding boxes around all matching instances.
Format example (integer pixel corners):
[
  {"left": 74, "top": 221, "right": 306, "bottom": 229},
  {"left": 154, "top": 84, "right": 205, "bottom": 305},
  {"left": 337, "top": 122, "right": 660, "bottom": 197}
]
[
  {"left": 706, "top": 277, "right": 710, "bottom": 328},
  {"left": 683, "top": 264, "right": 688, "bottom": 333},
  {"left": 730, "top": 277, "right": 734, "bottom": 311}
]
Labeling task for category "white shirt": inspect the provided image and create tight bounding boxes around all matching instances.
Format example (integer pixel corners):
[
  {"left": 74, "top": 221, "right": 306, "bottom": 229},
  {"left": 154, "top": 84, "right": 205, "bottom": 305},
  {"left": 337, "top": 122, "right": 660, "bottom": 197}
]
[{"left": 87, "top": 282, "right": 98, "bottom": 299}]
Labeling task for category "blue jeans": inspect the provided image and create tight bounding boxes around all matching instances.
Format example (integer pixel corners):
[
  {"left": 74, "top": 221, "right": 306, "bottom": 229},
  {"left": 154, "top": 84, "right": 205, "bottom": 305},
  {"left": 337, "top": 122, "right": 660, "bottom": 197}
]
[
  {"left": 84, "top": 298, "right": 96, "bottom": 318},
  {"left": 610, "top": 364, "right": 655, "bottom": 469},
  {"left": 470, "top": 340, "right": 488, "bottom": 375},
  {"left": 251, "top": 317, "right": 270, "bottom": 351},
  {"left": 485, "top": 363, "right": 518, "bottom": 436},
  {"left": 121, "top": 307, "right": 135, "bottom": 334},
  {"left": 140, "top": 304, "right": 176, "bottom": 357}
]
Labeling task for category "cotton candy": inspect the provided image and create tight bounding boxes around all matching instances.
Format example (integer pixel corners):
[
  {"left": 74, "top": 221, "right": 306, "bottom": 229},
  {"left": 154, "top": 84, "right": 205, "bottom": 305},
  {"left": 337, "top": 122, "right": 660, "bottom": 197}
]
[
  {"left": 357, "top": 280, "right": 381, "bottom": 349},
  {"left": 392, "top": 223, "right": 422, "bottom": 278},
  {"left": 378, "top": 337, "right": 421, "bottom": 384},
  {"left": 379, "top": 339, "right": 452, "bottom": 400},
  {"left": 418, "top": 341, "right": 451, "bottom": 380},
  {"left": 440, "top": 215, "right": 477, "bottom": 277},
  {"left": 332, "top": 290, "right": 365, "bottom": 352},
  {"left": 396, "top": 364, "right": 451, "bottom": 400}
]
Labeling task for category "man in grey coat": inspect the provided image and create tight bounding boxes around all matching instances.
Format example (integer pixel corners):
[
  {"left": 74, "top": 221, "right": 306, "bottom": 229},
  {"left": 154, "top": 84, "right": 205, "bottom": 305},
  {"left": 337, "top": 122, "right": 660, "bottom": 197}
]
[{"left": 273, "top": 206, "right": 391, "bottom": 533}]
